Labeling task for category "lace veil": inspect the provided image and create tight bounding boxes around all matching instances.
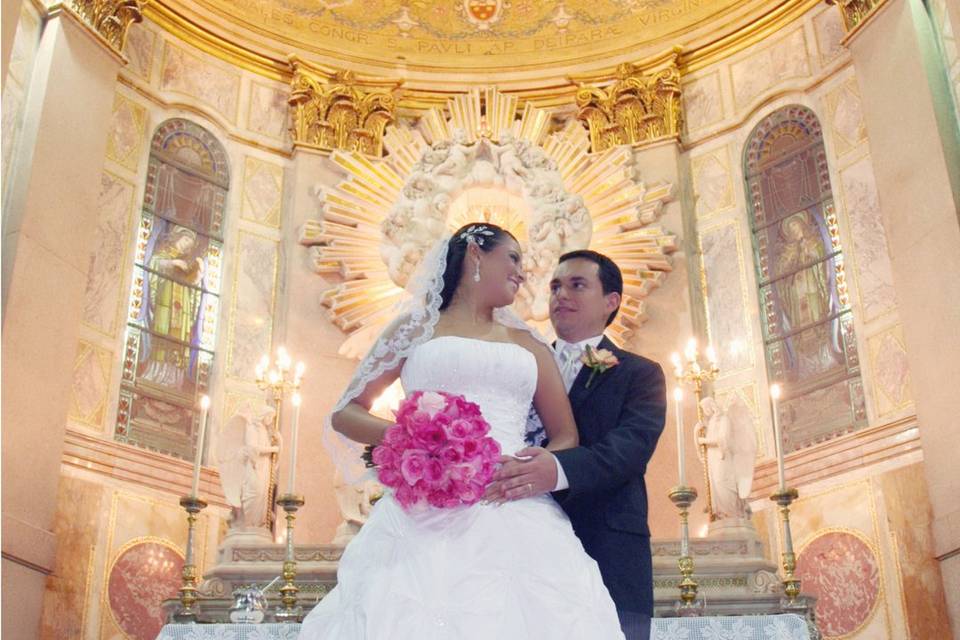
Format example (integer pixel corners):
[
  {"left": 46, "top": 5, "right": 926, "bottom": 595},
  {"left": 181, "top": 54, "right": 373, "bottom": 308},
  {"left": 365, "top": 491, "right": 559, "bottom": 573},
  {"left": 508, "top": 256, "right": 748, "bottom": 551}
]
[{"left": 323, "top": 234, "right": 545, "bottom": 482}]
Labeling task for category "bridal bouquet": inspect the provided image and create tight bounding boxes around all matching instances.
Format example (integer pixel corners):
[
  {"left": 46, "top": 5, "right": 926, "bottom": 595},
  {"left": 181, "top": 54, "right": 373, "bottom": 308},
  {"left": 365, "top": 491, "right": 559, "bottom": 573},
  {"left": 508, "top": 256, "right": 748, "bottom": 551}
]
[{"left": 371, "top": 390, "right": 501, "bottom": 511}]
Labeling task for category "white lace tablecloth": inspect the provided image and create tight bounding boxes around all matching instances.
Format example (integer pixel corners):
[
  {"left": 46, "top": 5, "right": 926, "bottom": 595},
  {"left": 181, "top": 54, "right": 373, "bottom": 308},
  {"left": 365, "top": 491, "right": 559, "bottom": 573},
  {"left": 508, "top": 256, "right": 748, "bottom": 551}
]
[
  {"left": 652, "top": 614, "right": 811, "bottom": 640},
  {"left": 157, "top": 614, "right": 811, "bottom": 640}
]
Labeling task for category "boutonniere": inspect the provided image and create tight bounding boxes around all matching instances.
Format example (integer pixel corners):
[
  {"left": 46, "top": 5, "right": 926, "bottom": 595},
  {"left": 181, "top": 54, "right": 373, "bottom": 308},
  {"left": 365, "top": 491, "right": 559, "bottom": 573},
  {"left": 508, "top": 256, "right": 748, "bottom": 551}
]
[{"left": 580, "top": 345, "right": 619, "bottom": 389}]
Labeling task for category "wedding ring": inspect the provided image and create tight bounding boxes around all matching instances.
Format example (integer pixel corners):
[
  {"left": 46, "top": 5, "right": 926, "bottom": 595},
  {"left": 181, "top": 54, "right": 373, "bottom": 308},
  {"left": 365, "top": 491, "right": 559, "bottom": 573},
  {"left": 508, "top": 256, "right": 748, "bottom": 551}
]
[{"left": 527, "top": 483, "right": 533, "bottom": 494}]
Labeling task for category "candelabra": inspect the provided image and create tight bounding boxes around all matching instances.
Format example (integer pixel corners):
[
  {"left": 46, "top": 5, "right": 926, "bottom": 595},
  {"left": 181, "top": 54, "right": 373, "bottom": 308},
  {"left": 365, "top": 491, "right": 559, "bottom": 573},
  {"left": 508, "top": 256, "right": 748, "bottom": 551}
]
[
  {"left": 255, "top": 347, "right": 304, "bottom": 534},
  {"left": 274, "top": 493, "right": 305, "bottom": 622},
  {"left": 668, "top": 485, "right": 704, "bottom": 616},
  {"left": 771, "top": 487, "right": 801, "bottom": 603},
  {"left": 175, "top": 495, "right": 208, "bottom": 623},
  {"left": 671, "top": 338, "right": 720, "bottom": 519}
]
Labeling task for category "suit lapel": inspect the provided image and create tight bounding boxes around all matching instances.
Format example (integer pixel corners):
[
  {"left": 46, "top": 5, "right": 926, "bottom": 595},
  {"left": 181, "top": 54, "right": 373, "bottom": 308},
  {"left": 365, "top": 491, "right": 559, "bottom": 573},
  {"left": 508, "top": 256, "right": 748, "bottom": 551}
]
[{"left": 569, "top": 336, "right": 619, "bottom": 413}]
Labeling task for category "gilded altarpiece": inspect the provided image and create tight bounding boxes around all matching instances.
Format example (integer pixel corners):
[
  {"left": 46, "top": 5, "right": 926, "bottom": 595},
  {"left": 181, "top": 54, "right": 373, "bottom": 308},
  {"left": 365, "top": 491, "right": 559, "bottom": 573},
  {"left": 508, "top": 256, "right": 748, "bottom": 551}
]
[
  {"left": 115, "top": 119, "right": 229, "bottom": 460},
  {"left": 744, "top": 105, "right": 866, "bottom": 452}
]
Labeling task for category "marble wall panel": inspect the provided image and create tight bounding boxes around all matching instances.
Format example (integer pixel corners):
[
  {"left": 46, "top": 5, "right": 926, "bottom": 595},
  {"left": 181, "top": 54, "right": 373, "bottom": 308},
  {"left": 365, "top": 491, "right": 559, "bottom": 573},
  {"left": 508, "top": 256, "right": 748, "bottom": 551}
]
[
  {"left": 1, "top": 5, "right": 40, "bottom": 184},
  {"left": 105, "top": 92, "right": 148, "bottom": 172},
  {"left": 867, "top": 325, "right": 913, "bottom": 418},
  {"left": 82, "top": 171, "right": 135, "bottom": 336},
  {"left": 99, "top": 490, "right": 210, "bottom": 639},
  {"left": 796, "top": 529, "right": 882, "bottom": 638},
  {"left": 68, "top": 340, "right": 113, "bottom": 430},
  {"left": 699, "top": 221, "right": 755, "bottom": 376},
  {"left": 731, "top": 29, "right": 810, "bottom": 111},
  {"left": 123, "top": 24, "right": 156, "bottom": 83},
  {"left": 39, "top": 476, "right": 106, "bottom": 640},
  {"left": 691, "top": 145, "right": 735, "bottom": 218},
  {"left": 840, "top": 157, "right": 897, "bottom": 322},
  {"left": 682, "top": 71, "right": 724, "bottom": 135},
  {"left": 812, "top": 6, "right": 846, "bottom": 67},
  {"left": 878, "top": 465, "right": 953, "bottom": 639},
  {"left": 241, "top": 155, "right": 284, "bottom": 228},
  {"left": 226, "top": 231, "right": 279, "bottom": 380},
  {"left": 824, "top": 78, "right": 867, "bottom": 158},
  {"left": 160, "top": 42, "right": 241, "bottom": 124},
  {"left": 247, "top": 81, "right": 289, "bottom": 142}
]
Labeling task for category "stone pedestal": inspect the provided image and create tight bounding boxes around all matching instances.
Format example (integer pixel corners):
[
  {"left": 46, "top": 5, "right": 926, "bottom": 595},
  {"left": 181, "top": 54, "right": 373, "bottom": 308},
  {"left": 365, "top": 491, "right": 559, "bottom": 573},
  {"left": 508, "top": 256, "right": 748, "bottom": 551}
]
[
  {"left": 652, "top": 530, "right": 784, "bottom": 616},
  {"left": 165, "top": 539, "right": 345, "bottom": 623}
]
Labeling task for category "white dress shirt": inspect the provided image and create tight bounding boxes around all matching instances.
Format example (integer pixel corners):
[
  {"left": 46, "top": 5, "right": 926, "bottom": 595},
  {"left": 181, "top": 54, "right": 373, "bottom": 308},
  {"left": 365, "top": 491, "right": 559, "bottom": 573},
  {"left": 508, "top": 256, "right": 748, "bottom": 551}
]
[{"left": 552, "top": 334, "right": 604, "bottom": 491}]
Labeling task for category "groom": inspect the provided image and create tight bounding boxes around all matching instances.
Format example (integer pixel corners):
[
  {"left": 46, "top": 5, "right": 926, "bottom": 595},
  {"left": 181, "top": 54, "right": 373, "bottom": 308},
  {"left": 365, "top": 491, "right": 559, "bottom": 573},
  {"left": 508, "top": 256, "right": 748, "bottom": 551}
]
[{"left": 490, "top": 250, "right": 666, "bottom": 640}]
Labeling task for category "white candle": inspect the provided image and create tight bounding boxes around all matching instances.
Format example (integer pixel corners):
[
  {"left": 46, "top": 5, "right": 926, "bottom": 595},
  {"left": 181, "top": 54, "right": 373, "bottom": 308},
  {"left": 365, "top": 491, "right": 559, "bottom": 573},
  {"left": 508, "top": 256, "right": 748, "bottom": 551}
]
[
  {"left": 674, "top": 387, "right": 685, "bottom": 486},
  {"left": 684, "top": 337, "right": 697, "bottom": 363},
  {"left": 769, "top": 384, "right": 786, "bottom": 491},
  {"left": 705, "top": 344, "right": 718, "bottom": 368},
  {"left": 287, "top": 392, "right": 302, "bottom": 495},
  {"left": 191, "top": 395, "right": 211, "bottom": 498}
]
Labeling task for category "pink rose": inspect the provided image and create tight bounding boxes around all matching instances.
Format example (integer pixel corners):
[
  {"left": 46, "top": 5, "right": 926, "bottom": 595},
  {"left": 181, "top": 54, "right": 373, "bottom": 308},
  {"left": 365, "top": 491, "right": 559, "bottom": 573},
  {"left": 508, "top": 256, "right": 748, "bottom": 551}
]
[
  {"left": 439, "top": 444, "right": 463, "bottom": 465},
  {"left": 377, "top": 467, "right": 402, "bottom": 488},
  {"left": 449, "top": 419, "right": 473, "bottom": 439},
  {"left": 461, "top": 439, "right": 479, "bottom": 458},
  {"left": 417, "top": 391, "right": 448, "bottom": 418},
  {"left": 424, "top": 457, "right": 446, "bottom": 484},
  {"left": 470, "top": 417, "right": 489, "bottom": 437},
  {"left": 413, "top": 422, "right": 448, "bottom": 452},
  {"left": 480, "top": 437, "right": 500, "bottom": 458},
  {"left": 400, "top": 450, "right": 427, "bottom": 485},
  {"left": 406, "top": 410, "right": 433, "bottom": 436},
  {"left": 383, "top": 426, "right": 410, "bottom": 448},
  {"left": 372, "top": 445, "right": 398, "bottom": 468}
]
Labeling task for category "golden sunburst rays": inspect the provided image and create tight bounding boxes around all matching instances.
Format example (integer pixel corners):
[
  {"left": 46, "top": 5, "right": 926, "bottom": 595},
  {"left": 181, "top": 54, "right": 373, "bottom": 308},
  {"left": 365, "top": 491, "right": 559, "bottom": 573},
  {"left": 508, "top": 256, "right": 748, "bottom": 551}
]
[{"left": 299, "top": 87, "right": 676, "bottom": 355}]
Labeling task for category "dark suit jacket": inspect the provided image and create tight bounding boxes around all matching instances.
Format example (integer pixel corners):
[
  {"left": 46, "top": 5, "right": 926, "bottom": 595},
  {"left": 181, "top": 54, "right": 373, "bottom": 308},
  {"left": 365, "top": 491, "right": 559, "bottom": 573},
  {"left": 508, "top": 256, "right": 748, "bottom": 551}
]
[{"left": 553, "top": 336, "right": 666, "bottom": 616}]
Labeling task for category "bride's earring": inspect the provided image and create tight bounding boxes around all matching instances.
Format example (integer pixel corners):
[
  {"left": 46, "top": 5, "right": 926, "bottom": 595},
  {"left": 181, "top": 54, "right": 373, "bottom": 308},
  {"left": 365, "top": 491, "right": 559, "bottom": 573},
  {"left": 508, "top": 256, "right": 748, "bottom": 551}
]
[{"left": 473, "top": 259, "right": 481, "bottom": 282}]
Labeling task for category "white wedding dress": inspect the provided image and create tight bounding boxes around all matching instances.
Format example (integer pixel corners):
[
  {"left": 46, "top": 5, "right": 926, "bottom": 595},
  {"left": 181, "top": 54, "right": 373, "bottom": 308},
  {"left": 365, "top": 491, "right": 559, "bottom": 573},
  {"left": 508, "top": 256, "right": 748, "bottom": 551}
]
[{"left": 299, "top": 336, "right": 625, "bottom": 640}]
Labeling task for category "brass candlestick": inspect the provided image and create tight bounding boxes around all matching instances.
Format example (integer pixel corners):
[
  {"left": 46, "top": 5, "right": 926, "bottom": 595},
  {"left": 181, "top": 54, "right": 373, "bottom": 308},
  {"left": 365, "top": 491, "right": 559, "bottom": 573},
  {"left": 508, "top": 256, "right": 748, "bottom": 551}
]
[
  {"left": 255, "top": 348, "right": 304, "bottom": 534},
  {"left": 771, "top": 487, "right": 801, "bottom": 603},
  {"left": 668, "top": 485, "right": 703, "bottom": 615},
  {"left": 274, "top": 493, "right": 305, "bottom": 622},
  {"left": 175, "top": 495, "right": 207, "bottom": 623},
  {"left": 671, "top": 339, "right": 720, "bottom": 520}
]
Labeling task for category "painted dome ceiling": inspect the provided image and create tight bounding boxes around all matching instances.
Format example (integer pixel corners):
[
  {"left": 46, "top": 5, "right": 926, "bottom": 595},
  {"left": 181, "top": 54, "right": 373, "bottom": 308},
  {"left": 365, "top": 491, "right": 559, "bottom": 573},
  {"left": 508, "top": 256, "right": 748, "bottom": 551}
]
[{"left": 165, "top": 0, "right": 784, "bottom": 80}]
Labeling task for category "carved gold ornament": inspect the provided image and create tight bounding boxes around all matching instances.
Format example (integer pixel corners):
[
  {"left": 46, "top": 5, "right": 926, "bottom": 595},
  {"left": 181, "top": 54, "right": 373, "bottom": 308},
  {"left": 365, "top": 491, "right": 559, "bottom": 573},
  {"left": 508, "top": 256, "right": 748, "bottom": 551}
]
[
  {"left": 575, "top": 53, "right": 683, "bottom": 153},
  {"left": 288, "top": 58, "right": 401, "bottom": 157},
  {"left": 299, "top": 88, "right": 678, "bottom": 356},
  {"left": 826, "top": 0, "right": 887, "bottom": 34},
  {"left": 70, "top": 0, "right": 145, "bottom": 53}
]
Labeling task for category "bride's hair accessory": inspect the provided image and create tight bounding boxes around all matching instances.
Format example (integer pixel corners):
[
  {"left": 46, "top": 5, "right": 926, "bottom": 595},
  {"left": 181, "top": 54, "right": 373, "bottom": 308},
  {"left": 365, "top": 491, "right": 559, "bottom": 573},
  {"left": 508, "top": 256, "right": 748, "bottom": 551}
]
[
  {"left": 458, "top": 224, "right": 495, "bottom": 246},
  {"left": 322, "top": 222, "right": 547, "bottom": 483}
]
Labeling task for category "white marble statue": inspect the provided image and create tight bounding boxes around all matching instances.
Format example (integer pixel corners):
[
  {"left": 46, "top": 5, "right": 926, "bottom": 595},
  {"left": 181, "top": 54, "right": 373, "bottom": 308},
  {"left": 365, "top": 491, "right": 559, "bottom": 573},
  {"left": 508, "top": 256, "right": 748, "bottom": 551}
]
[
  {"left": 695, "top": 395, "right": 757, "bottom": 521},
  {"left": 217, "top": 404, "right": 280, "bottom": 531},
  {"left": 331, "top": 471, "right": 384, "bottom": 545}
]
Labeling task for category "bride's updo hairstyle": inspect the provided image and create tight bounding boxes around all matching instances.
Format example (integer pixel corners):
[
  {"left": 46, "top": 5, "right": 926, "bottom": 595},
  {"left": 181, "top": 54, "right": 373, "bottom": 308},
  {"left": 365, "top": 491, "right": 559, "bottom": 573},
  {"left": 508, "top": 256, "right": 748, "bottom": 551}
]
[{"left": 439, "top": 222, "right": 517, "bottom": 310}]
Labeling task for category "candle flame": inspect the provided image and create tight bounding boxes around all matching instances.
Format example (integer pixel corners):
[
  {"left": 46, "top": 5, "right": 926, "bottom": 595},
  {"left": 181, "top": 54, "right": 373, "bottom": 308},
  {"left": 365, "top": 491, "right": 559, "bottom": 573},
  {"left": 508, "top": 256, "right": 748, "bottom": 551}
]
[
  {"left": 673, "top": 387, "right": 683, "bottom": 401},
  {"left": 770, "top": 383, "right": 782, "bottom": 400},
  {"left": 292, "top": 392, "right": 302, "bottom": 407},
  {"left": 684, "top": 337, "right": 697, "bottom": 361},
  {"left": 705, "top": 345, "right": 717, "bottom": 364},
  {"left": 199, "top": 395, "right": 211, "bottom": 410}
]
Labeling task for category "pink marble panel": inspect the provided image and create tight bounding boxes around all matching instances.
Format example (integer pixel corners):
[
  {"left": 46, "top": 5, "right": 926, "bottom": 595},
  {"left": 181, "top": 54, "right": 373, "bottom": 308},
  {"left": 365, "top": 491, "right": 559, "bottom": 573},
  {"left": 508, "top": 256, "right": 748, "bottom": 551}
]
[
  {"left": 107, "top": 540, "right": 183, "bottom": 640},
  {"left": 796, "top": 531, "right": 879, "bottom": 638}
]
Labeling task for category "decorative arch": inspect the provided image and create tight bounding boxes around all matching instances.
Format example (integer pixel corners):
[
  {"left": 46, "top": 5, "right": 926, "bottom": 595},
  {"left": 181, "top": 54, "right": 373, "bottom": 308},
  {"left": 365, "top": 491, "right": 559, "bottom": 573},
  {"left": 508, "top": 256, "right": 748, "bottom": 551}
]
[
  {"left": 743, "top": 105, "right": 866, "bottom": 453},
  {"left": 115, "top": 118, "right": 229, "bottom": 461}
]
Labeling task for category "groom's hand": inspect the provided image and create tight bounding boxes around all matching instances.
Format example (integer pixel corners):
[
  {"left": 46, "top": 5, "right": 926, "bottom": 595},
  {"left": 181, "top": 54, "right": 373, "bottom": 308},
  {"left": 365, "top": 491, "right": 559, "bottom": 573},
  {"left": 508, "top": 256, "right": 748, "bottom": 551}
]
[{"left": 486, "top": 447, "right": 558, "bottom": 502}]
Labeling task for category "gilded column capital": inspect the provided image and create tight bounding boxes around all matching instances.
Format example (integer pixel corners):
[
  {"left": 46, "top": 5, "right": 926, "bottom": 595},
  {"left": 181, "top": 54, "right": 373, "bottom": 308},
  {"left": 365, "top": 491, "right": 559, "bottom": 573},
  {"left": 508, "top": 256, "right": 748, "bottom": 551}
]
[
  {"left": 825, "top": 0, "right": 887, "bottom": 34},
  {"left": 288, "top": 57, "right": 402, "bottom": 157},
  {"left": 70, "top": 0, "right": 145, "bottom": 54},
  {"left": 574, "top": 51, "right": 683, "bottom": 153}
]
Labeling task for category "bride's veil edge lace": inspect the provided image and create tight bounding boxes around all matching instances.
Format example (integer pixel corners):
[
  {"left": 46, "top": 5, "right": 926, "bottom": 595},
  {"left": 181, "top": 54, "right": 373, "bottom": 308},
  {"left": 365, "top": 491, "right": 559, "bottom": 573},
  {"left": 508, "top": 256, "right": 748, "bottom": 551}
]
[{"left": 323, "top": 237, "right": 549, "bottom": 483}]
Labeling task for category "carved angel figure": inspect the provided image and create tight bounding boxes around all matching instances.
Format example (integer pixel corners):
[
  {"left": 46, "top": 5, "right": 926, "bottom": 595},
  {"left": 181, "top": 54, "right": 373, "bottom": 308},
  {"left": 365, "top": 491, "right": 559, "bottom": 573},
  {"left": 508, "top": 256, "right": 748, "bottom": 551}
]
[
  {"left": 695, "top": 395, "right": 757, "bottom": 521},
  {"left": 217, "top": 404, "right": 280, "bottom": 530}
]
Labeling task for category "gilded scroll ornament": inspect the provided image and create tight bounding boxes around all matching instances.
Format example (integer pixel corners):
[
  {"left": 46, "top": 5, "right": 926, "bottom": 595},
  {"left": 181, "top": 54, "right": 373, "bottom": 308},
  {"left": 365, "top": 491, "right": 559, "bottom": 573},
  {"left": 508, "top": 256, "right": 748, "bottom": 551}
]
[
  {"left": 575, "top": 59, "right": 683, "bottom": 153},
  {"left": 825, "top": 0, "right": 887, "bottom": 33},
  {"left": 288, "top": 60, "right": 400, "bottom": 157},
  {"left": 70, "top": 0, "right": 145, "bottom": 53}
]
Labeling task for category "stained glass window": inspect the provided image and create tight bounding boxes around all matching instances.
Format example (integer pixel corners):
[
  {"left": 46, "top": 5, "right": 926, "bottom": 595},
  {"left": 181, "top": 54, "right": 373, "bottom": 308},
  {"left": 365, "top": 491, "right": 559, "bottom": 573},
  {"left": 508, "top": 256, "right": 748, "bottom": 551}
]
[
  {"left": 115, "top": 119, "right": 229, "bottom": 460},
  {"left": 744, "top": 105, "right": 866, "bottom": 452}
]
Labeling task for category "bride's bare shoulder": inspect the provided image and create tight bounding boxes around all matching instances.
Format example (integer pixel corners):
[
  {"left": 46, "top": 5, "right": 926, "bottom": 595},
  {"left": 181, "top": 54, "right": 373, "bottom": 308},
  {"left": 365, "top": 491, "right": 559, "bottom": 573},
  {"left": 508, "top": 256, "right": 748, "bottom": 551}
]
[{"left": 506, "top": 328, "right": 552, "bottom": 358}]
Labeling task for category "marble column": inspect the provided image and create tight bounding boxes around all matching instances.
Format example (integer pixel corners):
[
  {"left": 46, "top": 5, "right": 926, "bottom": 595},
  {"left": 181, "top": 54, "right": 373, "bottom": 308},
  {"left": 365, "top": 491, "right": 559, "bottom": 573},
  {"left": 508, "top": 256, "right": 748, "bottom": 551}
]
[
  {"left": 630, "top": 139, "right": 706, "bottom": 539},
  {"left": 845, "top": 0, "right": 960, "bottom": 634},
  {"left": 1, "top": 0, "right": 23, "bottom": 87},
  {"left": 0, "top": 8, "right": 123, "bottom": 639}
]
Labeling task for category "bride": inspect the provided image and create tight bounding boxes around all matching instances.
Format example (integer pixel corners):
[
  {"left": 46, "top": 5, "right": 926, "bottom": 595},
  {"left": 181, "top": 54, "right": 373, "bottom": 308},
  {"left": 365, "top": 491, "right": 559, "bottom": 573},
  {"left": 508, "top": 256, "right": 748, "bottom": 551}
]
[{"left": 299, "top": 223, "right": 624, "bottom": 639}]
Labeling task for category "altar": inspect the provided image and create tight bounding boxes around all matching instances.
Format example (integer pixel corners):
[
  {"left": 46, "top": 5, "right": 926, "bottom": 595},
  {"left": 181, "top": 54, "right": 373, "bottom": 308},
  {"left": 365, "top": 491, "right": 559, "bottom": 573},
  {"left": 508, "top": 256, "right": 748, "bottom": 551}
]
[{"left": 156, "top": 614, "right": 814, "bottom": 639}]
